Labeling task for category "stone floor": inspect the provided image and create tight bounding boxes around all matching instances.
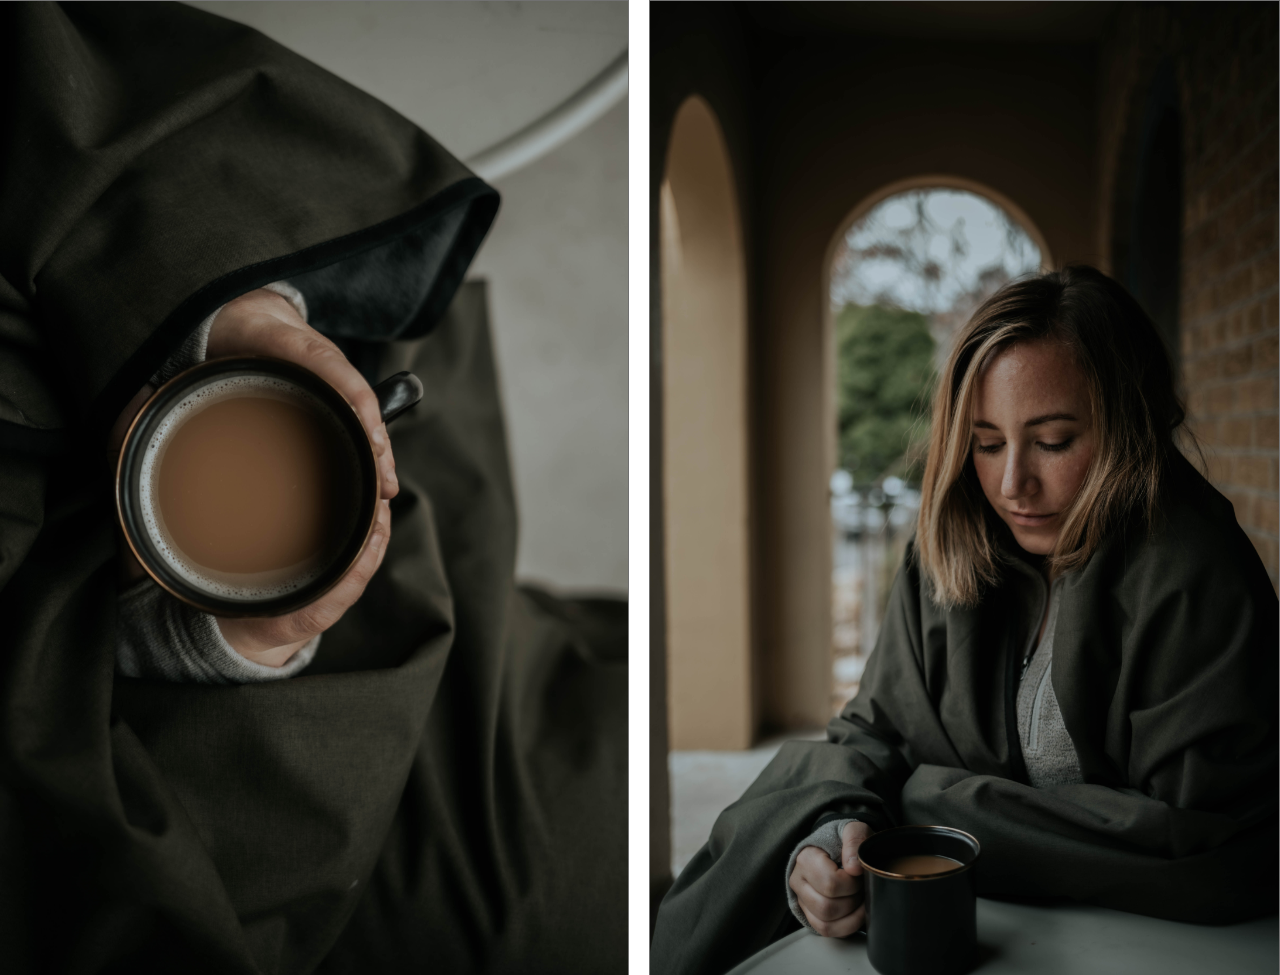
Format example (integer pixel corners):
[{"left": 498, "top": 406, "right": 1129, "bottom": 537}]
[{"left": 669, "top": 731, "right": 826, "bottom": 877}]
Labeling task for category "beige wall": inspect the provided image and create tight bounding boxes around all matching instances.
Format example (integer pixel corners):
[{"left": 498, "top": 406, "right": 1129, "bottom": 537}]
[
  {"left": 650, "top": 4, "right": 757, "bottom": 900},
  {"left": 662, "top": 98, "right": 752, "bottom": 750}
]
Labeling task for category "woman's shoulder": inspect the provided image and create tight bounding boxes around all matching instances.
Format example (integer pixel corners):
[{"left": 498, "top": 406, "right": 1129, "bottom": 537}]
[
  {"left": 1089, "top": 452, "right": 1275, "bottom": 602},
  {"left": 1160, "top": 453, "right": 1262, "bottom": 560}
]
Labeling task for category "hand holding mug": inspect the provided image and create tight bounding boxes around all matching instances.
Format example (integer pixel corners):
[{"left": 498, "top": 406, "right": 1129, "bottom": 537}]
[
  {"left": 204, "top": 289, "right": 395, "bottom": 665},
  {"left": 206, "top": 289, "right": 399, "bottom": 500},
  {"left": 789, "top": 820, "right": 873, "bottom": 937},
  {"left": 111, "top": 288, "right": 416, "bottom": 668}
]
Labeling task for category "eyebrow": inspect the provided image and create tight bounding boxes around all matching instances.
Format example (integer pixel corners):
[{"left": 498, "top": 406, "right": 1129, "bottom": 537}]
[{"left": 972, "top": 413, "right": 1078, "bottom": 430}]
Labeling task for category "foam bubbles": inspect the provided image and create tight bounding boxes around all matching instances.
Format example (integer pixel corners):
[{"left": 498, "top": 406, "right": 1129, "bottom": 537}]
[{"left": 138, "top": 374, "right": 360, "bottom": 603}]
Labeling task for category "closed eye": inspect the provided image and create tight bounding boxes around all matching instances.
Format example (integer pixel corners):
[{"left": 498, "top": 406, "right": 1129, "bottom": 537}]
[
  {"left": 974, "top": 442, "right": 1003, "bottom": 455},
  {"left": 1037, "top": 438, "right": 1074, "bottom": 452}
]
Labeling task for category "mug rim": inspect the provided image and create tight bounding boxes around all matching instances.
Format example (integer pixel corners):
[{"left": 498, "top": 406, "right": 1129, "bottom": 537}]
[
  {"left": 857, "top": 825, "right": 982, "bottom": 882},
  {"left": 115, "top": 355, "right": 379, "bottom": 618}
]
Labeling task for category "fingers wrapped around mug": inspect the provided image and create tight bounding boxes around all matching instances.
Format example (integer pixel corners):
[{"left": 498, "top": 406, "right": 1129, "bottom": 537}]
[
  {"left": 208, "top": 289, "right": 399, "bottom": 500},
  {"left": 841, "top": 820, "right": 874, "bottom": 873},
  {"left": 216, "top": 499, "right": 392, "bottom": 666},
  {"left": 789, "top": 844, "right": 867, "bottom": 938}
]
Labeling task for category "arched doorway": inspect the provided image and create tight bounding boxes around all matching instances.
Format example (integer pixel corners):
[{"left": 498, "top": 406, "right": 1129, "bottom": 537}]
[
  {"left": 661, "top": 97, "right": 752, "bottom": 750},
  {"left": 825, "top": 183, "right": 1046, "bottom": 708}
]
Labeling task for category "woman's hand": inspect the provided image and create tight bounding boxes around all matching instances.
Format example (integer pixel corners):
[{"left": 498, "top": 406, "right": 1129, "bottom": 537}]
[
  {"left": 216, "top": 499, "right": 391, "bottom": 666},
  {"left": 206, "top": 289, "right": 398, "bottom": 500},
  {"left": 789, "top": 821, "right": 873, "bottom": 937},
  {"left": 111, "top": 288, "right": 398, "bottom": 667},
  {"left": 209, "top": 289, "right": 400, "bottom": 665}
]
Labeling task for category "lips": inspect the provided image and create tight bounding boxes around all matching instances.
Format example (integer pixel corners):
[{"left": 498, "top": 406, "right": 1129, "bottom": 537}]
[{"left": 1006, "top": 510, "right": 1056, "bottom": 527}]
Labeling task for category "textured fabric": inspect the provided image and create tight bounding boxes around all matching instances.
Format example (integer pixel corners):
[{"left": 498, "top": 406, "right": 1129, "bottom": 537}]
[
  {"left": 785, "top": 570, "right": 1082, "bottom": 933},
  {"left": 146, "top": 280, "right": 307, "bottom": 389},
  {"left": 1015, "top": 576, "right": 1083, "bottom": 788},
  {"left": 287, "top": 212, "right": 468, "bottom": 341},
  {"left": 306, "top": 285, "right": 627, "bottom": 975},
  {"left": 116, "top": 578, "right": 318, "bottom": 684},
  {"left": 0, "top": 1, "right": 497, "bottom": 454},
  {"left": 653, "top": 455, "right": 1277, "bottom": 975},
  {"left": 0, "top": 6, "right": 623, "bottom": 974},
  {"left": 148, "top": 307, "right": 218, "bottom": 388},
  {"left": 783, "top": 818, "right": 855, "bottom": 929},
  {"left": 0, "top": 282, "right": 627, "bottom": 973}
]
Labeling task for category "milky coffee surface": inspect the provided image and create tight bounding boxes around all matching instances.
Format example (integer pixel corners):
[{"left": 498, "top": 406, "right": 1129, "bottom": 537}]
[{"left": 140, "top": 377, "right": 357, "bottom": 600}]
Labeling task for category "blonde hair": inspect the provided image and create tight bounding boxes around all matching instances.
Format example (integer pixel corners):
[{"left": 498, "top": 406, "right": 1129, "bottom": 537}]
[{"left": 916, "top": 266, "right": 1186, "bottom": 607}]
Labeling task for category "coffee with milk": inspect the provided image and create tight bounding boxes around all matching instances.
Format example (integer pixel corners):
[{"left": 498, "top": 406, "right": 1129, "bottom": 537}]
[{"left": 139, "top": 375, "right": 359, "bottom": 602}]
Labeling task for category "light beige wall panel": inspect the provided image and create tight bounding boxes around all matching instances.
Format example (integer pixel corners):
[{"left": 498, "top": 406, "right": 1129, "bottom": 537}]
[{"left": 663, "top": 98, "right": 752, "bottom": 751}]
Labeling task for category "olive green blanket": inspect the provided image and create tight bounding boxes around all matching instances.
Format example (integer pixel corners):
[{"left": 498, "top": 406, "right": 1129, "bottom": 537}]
[{"left": 0, "top": 5, "right": 625, "bottom": 972}]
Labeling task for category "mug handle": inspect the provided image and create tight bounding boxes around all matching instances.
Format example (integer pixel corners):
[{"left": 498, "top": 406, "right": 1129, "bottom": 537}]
[{"left": 372, "top": 371, "right": 425, "bottom": 425}]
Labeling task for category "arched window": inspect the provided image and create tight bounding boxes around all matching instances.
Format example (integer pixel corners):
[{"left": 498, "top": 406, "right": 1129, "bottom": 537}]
[
  {"left": 827, "top": 185, "right": 1043, "bottom": 707},
  {"left": 661, "top": 97, "right": 752, "bottom": 750}
]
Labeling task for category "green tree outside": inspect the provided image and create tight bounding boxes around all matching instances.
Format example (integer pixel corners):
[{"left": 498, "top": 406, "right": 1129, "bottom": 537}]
[{"left": 835, "top": 303, "right": 936, "bottom": 484}]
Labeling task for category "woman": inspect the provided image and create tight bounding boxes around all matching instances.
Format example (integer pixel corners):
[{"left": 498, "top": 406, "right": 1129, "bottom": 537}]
[{"left": 651, "top": 266, "right": 1277, "bottom": 975}]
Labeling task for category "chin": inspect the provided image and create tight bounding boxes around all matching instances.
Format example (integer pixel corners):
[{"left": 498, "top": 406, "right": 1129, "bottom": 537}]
[{"left": 1009, "top": 527, "right": 1056, "bottom": 556}]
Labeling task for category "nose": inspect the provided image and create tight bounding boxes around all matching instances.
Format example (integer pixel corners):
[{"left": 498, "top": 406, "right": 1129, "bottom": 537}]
[{"left": 1001, "top": 445, "right": 1038, "bottom": 501}]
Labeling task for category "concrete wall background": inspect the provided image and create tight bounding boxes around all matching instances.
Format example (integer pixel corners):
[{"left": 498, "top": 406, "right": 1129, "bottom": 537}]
[
  {"left": 184, "top": 0, "right": 629, "bottom": 593},
  {"left": 470, "top": 101, "right": 628, "bottom": 592},
  {"left": 186, "top": 1, "right": 626, "bottom": 161}
]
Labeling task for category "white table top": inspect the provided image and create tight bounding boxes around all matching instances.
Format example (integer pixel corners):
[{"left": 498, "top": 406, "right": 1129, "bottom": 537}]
[{"left": 726, "top": 898, "right": 1278, "bottom": 975}]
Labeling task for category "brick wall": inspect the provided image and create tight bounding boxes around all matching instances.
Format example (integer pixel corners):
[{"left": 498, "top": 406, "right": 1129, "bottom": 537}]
[{"left": 1100, "top": 3, "right": 1279, "bottom": 586}]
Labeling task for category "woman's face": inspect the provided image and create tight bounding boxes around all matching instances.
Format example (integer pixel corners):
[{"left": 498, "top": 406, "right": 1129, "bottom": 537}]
[{"left": 970, "top": 339, "right": 1096, "bottom": 556}]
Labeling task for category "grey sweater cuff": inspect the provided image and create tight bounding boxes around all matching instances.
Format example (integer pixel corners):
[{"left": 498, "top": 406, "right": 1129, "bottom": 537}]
[
  {"left": 260, "top": 280, "right": 308, "bottom": 321},
  {"left": 146, "top": 280, "right": 308, "bottom": 388},
  {"left": 116, "top": 579, "right": 319, "bottom": 684},
  {"left": 148, "top": 307, "right": 218, "bottom": 388},
  {"left": 785, "top": 818, "right": 857, "bottom": 930}
]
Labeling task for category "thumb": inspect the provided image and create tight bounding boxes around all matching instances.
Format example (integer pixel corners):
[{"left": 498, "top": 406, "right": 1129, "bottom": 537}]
[{"left": 842, "top": 821, "right": 869, "bottom": 873}]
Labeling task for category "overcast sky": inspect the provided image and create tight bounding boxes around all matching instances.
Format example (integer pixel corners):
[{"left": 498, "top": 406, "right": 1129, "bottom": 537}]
[{"left": 832, "top": 189, "right": 1041, "bottom": 314}]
